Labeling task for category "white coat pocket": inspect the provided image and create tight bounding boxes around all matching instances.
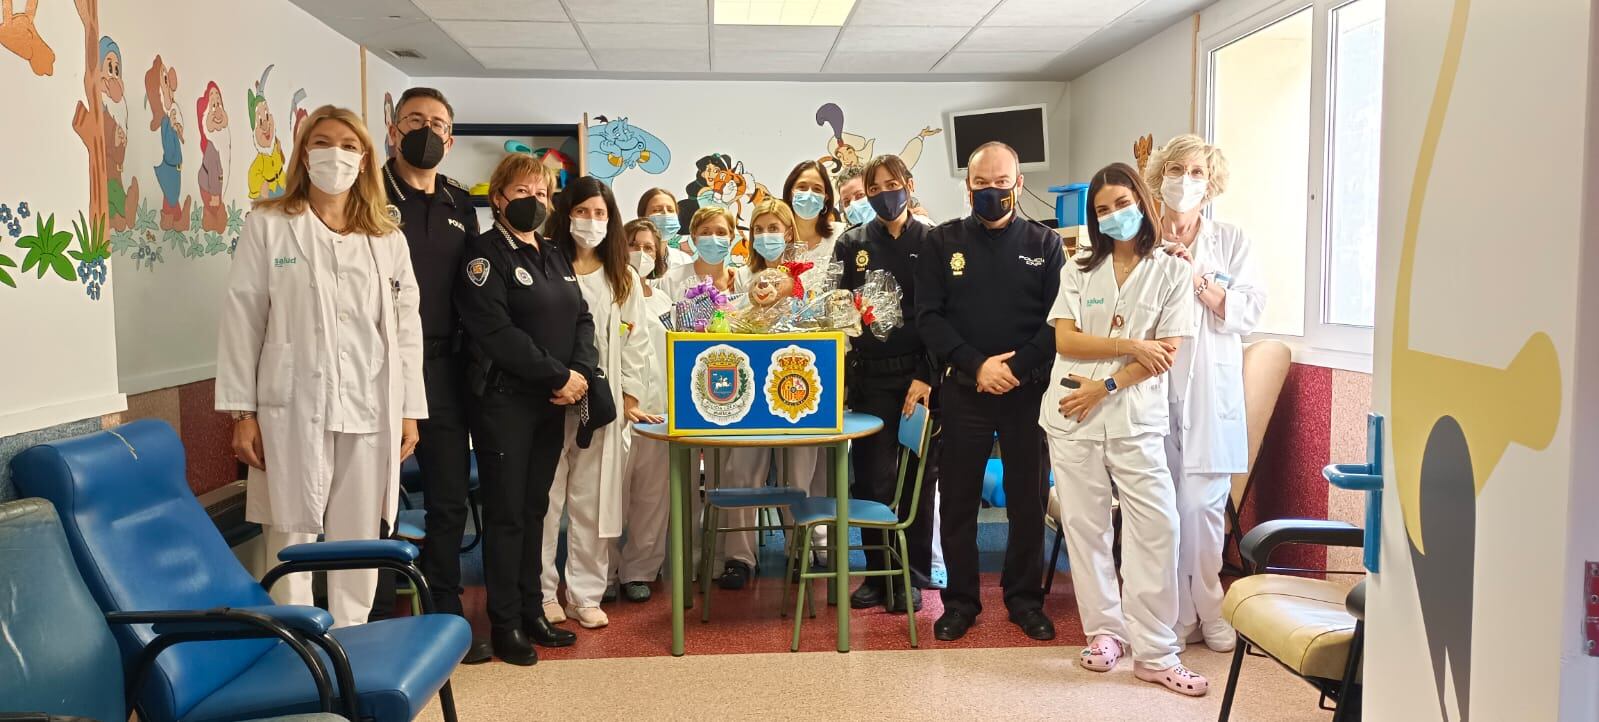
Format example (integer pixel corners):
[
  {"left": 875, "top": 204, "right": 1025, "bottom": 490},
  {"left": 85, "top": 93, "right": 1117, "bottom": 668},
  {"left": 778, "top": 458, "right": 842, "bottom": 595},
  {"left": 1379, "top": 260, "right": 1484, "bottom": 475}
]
[
  {"left": 1214, "top": 360, "right": 1244, "bottom": 420},
  {"left": 256, "top": 342, "right": 296, "bottom": 407}
]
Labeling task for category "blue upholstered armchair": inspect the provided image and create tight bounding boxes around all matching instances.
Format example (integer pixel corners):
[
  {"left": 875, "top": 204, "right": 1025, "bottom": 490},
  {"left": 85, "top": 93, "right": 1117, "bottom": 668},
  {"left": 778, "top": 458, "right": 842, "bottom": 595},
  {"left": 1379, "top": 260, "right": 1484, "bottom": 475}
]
[{"left": 8, "top": 420, "right": 471, "bottom": 722}]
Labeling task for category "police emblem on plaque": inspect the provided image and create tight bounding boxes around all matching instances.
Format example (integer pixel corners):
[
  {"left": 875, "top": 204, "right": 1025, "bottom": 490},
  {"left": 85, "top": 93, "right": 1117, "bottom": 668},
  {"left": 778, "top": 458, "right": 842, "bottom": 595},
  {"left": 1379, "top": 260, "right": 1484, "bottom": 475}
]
[
  {"left": 765, "top": 345, "right": 822, "bottom": 422},
  {"left": 691, "top": 344, "right": 754, "bottom": 425}
]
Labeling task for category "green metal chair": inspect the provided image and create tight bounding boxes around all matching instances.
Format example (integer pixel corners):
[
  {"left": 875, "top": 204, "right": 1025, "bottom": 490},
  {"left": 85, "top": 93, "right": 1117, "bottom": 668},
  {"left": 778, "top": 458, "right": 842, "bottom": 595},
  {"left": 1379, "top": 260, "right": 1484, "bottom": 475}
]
[{"left": 787, "top": 403, "right": 933, "bottom": 650}]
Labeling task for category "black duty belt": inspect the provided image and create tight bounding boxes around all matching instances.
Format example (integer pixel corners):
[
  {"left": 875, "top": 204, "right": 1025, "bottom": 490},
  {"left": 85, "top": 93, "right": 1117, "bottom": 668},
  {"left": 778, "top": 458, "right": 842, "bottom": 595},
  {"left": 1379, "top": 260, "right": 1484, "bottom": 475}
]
[{"left": 848, "top": 353, "right": 921, "bottom": 376}]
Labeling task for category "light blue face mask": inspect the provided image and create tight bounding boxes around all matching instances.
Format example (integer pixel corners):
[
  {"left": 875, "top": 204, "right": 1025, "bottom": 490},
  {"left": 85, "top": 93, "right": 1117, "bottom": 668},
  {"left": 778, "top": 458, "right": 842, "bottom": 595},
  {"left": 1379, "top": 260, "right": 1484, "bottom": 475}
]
[
  {"left": 1097, "top": 205, "right": 1144, "bottom": 242},
  {"left": 693, "top": 234, "right": 732, "bottom": 264},
  {"left": 790, "top": 190, "right": 826, "bottom": 220},
  {"left": 753, "top": 232, "right": 787, "bottom": 262},
  {"left": 649, "top": 213, "right": 681, "bottom": 238},
  {"left": 844, "top": 198, "right": 875, "bottom": 227}
]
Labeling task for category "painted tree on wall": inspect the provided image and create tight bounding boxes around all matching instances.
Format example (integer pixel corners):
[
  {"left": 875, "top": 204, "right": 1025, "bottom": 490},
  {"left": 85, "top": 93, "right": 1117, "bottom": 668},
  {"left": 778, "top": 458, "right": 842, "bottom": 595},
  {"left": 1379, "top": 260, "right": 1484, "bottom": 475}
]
[{"left": 68, "top": 0, "right": 106, "bottom": 224}]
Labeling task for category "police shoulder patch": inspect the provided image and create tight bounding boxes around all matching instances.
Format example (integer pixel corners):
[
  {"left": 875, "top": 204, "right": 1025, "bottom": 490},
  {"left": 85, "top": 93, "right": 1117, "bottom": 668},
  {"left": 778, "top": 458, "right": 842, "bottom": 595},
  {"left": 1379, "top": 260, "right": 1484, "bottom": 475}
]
[
  {"left": 514, "top": 267, "right": 534, "bottom": 286},
  {"left": 467, "top": 257, "right": 491, "bottom": 287}
]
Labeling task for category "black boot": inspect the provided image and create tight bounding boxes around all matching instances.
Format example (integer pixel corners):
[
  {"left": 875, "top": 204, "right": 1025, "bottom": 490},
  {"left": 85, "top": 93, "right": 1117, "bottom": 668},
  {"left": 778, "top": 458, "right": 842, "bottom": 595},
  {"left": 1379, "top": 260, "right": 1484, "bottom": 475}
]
[
  {"left": 527, "top": 615, "right": 577, "bottom": 647},
  {"left": 492, "top": 628, "right": 538, "bottom": 666}
]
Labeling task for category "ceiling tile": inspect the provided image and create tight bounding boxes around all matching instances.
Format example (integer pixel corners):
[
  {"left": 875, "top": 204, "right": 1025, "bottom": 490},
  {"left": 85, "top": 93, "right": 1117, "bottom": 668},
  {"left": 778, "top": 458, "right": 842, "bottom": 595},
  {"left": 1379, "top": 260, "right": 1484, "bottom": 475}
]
[
  {"left": 290, "top": 0, "right": 427, "bottom": 20},
  {"left": 467, "top": 47, "right": 597, "bottom": 71},
  {"left": 958, "top": 25, "right": 1096, "bottom": 52},
  {"left": 824, "top": 50, "right": 944, "bottom": 73},
  {"left": 714, "top": 25, "right": 840, "bottom": 52},
  {"left": 591, "top": 48, "right": 712, "bottom": 73},
  {"left": 580, "top": 23, "right": 709, "bottom": 49},
  {"left": 833, "top": 25, "right": 967, "bottom": 53},
  {"left": 933, "top": 51, "right": 1060, "bottom": 73},
  {"left": 438, "top": 20, "right": 584, "bottom": 48},
  {"left": 982, "top": 0, "right": 1142, "bottom": 27},
  {"left": 845, "top": 0, "right": 1000, "bottom": 26},
  {"left": 318, "top": 16, "right": 431, "bottom": 45},
  {"left": 414, "top": 0, "right": 569, "bottom": 21},
  {"left": 712, "top": 50, "right": 829, "bottom": 72},
  {"left": 568, "top": 0, "right": 709, "bottom": 24}
]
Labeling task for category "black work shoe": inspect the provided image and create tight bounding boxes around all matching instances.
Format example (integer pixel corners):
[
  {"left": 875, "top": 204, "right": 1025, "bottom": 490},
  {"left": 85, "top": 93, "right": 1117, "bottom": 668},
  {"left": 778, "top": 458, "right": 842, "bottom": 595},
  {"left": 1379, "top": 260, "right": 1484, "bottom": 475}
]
[
  {"left": 527, "top": 615, "right": 577, "bottom": 647},
  {"left": 849, "top": 583, "right": 887, "bottom": 609},
  {"left": 886, "top": 587, "right": 923, "bottom": 614},
  {"left": 622, "top": 581, "right": 652, "bottom": 602},
  {"left": 716, "top": 560, "right": 752, "bottom": 590},
  {"left": 1009, "top": 608, "right": 1056, "bottom": 641},
  {"left": 934, "top": 610, "right": 974, "bottom": 641},
  {"left": 462, "top": 638, "right": 494, "bottom": 665},
  {"left": 491, "top": 628, "right": 538, "bottom": 666}
]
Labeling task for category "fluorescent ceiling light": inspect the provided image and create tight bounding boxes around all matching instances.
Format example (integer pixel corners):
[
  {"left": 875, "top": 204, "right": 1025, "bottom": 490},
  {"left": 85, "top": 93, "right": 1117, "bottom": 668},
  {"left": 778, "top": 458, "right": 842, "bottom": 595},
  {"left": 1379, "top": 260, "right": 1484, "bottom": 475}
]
[{"left": 714, "top": 0, "right": 857, "bottom": 26}]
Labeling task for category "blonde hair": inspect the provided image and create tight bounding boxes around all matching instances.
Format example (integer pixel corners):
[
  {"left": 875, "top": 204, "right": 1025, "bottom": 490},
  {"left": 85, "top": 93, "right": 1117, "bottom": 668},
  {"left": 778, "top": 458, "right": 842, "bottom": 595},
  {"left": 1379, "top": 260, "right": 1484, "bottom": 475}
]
[
  {"left": 487, "top": 153, "right": 559, "bottom": 218},
  {"left": 689, "top": 205, "right": 738, "bottom": 237},
  {"left": 747, "top": 198, "right": 797, "bottom": 272},
  {"left": 256, "top": 105, "right": 396, "bottom": 236},
  {"left": 1144, "top": 134, "right": 1231, "bottom": 201}
]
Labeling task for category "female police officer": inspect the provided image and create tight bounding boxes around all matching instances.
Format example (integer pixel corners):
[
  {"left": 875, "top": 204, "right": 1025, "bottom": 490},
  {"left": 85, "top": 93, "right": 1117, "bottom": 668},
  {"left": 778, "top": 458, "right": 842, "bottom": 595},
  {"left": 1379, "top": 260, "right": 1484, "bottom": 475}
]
[{"left": 456, "top": 153, "right": 591, "bottom": 665}]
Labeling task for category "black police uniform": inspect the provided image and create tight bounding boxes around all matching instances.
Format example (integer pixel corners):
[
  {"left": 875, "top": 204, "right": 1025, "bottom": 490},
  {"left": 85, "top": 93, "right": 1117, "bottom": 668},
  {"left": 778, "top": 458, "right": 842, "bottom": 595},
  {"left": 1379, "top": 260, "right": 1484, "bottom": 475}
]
[
  {"left": 456, "top": 222, "right": 597, "bottom": 636},
  {"left": 834, "top": 217, "right": 938, "bottom": 598},
  {"left": 915, "top": 213, "right": 1063, "bottom": 623},
  {"left": 381, "top": 160, "right": 479, "bottom": 618}
]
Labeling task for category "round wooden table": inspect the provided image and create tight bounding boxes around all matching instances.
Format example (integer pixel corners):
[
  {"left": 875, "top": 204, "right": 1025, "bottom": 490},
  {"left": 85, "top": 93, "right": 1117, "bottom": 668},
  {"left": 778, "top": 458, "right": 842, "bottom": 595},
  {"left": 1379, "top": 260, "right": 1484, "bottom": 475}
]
[{"left": 634, "top": 412, "right": 884, "bottom": 656}]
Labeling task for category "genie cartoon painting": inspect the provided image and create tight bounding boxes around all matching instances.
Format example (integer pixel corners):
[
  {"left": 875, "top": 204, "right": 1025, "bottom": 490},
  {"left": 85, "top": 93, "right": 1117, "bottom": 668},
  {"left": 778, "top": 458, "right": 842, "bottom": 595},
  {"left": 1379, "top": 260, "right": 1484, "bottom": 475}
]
[
  {"left": 586, "top": 115, "right": 670, "bottom": 185},
  {"left": 146, "top": 54, "right": 191, "bottom": 231},
  {"left": 814, "top": 102, "right": 940, "bottom": 180}
]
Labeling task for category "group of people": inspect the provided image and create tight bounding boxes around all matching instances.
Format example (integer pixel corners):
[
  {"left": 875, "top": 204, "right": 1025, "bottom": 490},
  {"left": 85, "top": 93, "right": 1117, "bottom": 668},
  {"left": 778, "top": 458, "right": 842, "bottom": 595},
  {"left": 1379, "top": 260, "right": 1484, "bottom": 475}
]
[{"left": 214, "top": 87, "right": 1262, "bottom": 696}]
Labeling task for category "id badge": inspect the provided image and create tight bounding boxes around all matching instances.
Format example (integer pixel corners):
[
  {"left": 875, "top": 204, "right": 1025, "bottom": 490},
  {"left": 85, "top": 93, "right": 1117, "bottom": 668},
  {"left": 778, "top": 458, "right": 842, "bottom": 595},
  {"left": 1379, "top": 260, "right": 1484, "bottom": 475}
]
[{"left": 1212, "top": 272, "right": 1233, "bottom": 290}]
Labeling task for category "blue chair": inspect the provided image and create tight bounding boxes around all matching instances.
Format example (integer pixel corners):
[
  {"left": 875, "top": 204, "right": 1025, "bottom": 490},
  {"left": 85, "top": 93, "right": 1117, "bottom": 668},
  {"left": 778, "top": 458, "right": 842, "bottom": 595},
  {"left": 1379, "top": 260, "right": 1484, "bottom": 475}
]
[
  {"left": 10, "top": 420, "right": 471, "bottom": 722},
  {"left": 0, "top": 498, "right": 343, "bottom": 722},
  {"left": 698, "top": 447, "right": 808, "bottom": 623},
  {"left": 397, "top": 452, "right": 483, "bottom": 553},
  {"left": 787, "top": 403, "right": 934, "bottom": 650}
]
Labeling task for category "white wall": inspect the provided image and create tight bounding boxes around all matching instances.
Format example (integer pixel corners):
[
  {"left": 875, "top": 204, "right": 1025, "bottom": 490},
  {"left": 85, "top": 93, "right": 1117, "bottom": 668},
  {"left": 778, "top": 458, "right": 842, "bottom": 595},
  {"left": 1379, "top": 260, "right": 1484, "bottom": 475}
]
[
  {"left": 365, "top": 49, "right": 411, "bottom": 163},
  {"left": 1067, "top": 19, "right": 1194, "bottom": 182},
  {"left": 423, "top": 77, "right": 1072, "bottom": 233}
]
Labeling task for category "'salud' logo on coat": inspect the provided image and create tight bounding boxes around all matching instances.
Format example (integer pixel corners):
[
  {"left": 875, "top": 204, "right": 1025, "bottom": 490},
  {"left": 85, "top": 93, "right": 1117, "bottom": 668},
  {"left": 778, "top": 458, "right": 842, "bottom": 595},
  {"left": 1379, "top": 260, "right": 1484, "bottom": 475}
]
[
  {"left": 766, "top": 345, "right": 822, "bottom": 422},
  {"left": 691, "top": 344, "right": 754, "bottom": 425}
]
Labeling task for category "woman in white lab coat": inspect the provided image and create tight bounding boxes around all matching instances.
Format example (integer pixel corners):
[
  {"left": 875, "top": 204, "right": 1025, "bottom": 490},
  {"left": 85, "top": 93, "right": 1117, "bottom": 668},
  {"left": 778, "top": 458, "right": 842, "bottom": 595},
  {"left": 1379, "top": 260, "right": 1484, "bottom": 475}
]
[
  {"left": 537, "top": 177, "right": 652, "bottom": 630},
  {"left": 216, "top": 105, "right": 425, "bottom": 629},
  {"left": 614, "top": 217, "right": 673, "bottom": 602},
  {"left": 1042, "top": 163, "right": 1207, "bottom": 696},
  {"left": 1143, "top": 135, "right": 1266, "bottom": 652}
]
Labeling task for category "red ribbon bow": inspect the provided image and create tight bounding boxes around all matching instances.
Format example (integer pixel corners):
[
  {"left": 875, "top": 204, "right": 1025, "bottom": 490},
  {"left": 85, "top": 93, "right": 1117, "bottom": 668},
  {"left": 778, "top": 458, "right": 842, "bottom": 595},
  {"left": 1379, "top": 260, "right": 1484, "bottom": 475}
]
[{"left": 779, "top": 261, "right": 813, "bottom": 298}]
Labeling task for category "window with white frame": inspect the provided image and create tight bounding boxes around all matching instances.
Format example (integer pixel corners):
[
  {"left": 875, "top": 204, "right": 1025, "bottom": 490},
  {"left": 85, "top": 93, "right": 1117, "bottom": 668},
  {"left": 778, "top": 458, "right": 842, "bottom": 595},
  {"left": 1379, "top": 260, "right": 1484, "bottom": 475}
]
[{"left": 1203, "top": 0, "right": 1384, "bottom": 370}]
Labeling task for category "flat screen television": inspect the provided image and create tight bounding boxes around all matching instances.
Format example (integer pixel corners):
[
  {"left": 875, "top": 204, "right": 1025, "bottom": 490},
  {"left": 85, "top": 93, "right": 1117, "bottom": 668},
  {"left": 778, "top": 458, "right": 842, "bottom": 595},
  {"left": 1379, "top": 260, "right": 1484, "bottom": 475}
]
[{"left": 944, "top": 103, "right": 1051, "bottom": 174}]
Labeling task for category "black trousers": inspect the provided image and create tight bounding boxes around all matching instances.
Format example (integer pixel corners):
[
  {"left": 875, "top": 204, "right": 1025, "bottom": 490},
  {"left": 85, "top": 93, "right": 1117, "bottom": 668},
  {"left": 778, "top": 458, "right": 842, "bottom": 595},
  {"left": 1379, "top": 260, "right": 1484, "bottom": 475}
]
[
  {"left": 937, "top": 379, "right": 1048, "bottom": 617},
  {"left": 415, "top": 351, "right": 474, "bottom": 616},
  {"left": 846, "top": 373, "right": 937, "bottom": 589},
  {"left": 472, "top": 387, "right": 564, "bottom": 633}
]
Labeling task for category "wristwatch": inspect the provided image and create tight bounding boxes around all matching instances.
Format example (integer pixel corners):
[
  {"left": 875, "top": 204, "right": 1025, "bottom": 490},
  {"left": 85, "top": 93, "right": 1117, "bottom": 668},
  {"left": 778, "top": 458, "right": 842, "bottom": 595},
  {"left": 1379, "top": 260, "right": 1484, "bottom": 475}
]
[
  {"left": 1103, "top": 377, "right": 1119, "bottom": 395},
  {"left": 231, "top": 411, "right": 256, "bottom": 421}
]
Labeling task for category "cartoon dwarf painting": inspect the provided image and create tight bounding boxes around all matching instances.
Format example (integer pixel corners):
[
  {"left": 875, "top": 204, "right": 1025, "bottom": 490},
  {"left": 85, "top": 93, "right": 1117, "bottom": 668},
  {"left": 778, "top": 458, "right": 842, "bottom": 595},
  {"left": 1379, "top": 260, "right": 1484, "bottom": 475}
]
[
  {"left": 196, "top": 80, "right": 231, "bottom": 233},
  {"left": 146, "top": 54, "right": 191, "bottom": 231},
  {"left": 97, "top": 36, "right": 140, "bottom": 232},
  {"left": 247, "top": 65, "right": 286, "bottom": 200}
]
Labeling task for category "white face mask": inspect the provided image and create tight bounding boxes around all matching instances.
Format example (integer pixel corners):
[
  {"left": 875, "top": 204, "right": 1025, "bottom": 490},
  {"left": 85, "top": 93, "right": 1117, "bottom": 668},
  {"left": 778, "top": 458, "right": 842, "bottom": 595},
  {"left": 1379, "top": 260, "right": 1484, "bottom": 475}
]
[
  {"left": 629, "top": 249, "right": 655, "bottom": 277},
  {"left": 306, "top": 147, "right": 363, "bottom": 195},
  {"left": 1161, "top": 175, "right": 1208, "bottom": 213},
  {"left": 571, "top": 217, "right": 607, "bottom": 248}
]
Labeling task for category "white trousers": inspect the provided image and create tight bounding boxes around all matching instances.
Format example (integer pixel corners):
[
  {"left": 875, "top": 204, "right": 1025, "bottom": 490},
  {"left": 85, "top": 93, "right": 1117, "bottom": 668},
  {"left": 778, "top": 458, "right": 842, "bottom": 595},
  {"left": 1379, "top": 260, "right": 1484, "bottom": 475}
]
[
  {"left": 262, "top": 431, "right": 385, "bottom": 629},
  {"left": 713, "top": 447, "right": 829, "bottom": 567},
  {"left": 1166, "top": 417, "right": 1232, "bottom": 631},
  {"left": 1049, "top": 432, "right": 1181, "bottom": 669},
  {"left": 616, "top": 433, "right": 671, "bottom": 584},
  {"left": 541, "top": 415, "right": 612, "bottom": 609}
]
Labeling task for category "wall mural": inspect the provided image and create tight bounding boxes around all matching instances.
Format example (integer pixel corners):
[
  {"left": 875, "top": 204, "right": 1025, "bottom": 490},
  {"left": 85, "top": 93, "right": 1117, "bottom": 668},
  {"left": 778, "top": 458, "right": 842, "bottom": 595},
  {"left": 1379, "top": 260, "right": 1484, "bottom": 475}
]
[
  {"left": 676, "top": 152, "right": 770, "bottom": 263},
  {"left": 0, "top": 0, "right": 55, "bottom": 76},
  {"left": 586, "top": 114, "right": 670, "bottom": 185},
  {"left": 381, "top": 91, "right": 395, "bottom": 159},
  {"left": 813, "top": 102, "right": 940, "bottom": 182},
  {"left": 1390, "top": 0, "right": 1563, "bottom": 719}
]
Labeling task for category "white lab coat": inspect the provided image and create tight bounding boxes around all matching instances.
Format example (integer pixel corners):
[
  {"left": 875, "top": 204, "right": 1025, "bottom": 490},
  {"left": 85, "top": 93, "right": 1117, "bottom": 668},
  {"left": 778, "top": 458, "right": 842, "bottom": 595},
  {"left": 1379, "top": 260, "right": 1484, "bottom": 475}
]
[
  {"left": 216, "top": 208, "right": 427, "bottom": 534},
  {"left": 1166, "top": 217, "right": 1266, "bottom": 474},
  {"left": 571, "top": 267, "right": 652, "bottom": 539}
]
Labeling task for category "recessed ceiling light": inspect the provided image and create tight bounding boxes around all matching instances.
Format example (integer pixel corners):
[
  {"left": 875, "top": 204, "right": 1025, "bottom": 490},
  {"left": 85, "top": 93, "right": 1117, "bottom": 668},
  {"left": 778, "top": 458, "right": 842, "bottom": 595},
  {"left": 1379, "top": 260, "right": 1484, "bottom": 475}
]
[{"left": 714, "top": 0, "right": 857, "bottom": 26}]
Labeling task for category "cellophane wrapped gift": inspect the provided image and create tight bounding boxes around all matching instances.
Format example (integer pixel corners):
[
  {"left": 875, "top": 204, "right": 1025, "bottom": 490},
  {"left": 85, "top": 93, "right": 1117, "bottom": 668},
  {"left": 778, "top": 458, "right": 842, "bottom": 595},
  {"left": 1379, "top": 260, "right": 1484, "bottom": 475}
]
[
  {"left": 672, "top": 277, "right": 731, "bottom": 332},
  {"left": 855, "top": 269, "right": 904, "bottom": 341}
]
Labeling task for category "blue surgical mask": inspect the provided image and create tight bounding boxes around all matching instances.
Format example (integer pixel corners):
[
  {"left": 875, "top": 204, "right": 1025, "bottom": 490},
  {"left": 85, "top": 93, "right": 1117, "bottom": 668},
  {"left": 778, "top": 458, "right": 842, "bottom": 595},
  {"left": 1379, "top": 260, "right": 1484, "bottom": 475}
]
[
  {"left": 753, "top": 232, "right": 787, "bottom": 262},
  {"left": 1097, "top": 206, "right": 1144, "bottom": 242},
  {"left": 844, "top": 198, "right": 875, "bottom": 226},
  {"left": 648, "top": 213, "right": 681, "bottom": 238},
  {"left": 692, "top": 234, "right": 732, "bottom": 264},
  {"left": 970, "top": 186, "right": 1014, "bottom": 223},
  {"left": 790, "top": 190, "right": 825, "bottom": 220}
]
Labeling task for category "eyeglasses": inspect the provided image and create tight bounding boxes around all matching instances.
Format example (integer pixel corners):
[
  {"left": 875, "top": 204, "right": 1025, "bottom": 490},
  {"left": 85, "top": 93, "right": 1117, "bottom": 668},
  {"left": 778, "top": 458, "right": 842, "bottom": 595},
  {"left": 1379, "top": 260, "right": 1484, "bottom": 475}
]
[
  {"left": 1163, "top": 162, "right": 1208, "bottom": 180},
  {"left": 399, "top": 113, "right": 451, "bottom": 135}
]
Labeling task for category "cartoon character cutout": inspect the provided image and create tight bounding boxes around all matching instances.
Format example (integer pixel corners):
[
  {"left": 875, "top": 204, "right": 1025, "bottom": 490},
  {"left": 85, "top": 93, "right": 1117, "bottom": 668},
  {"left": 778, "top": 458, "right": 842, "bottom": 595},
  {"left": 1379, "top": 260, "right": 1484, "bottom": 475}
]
[
  {"left": 196, "top": 81, "right": 231, "bottom": 233},
  {"left": 96, "top": 36, "right": 140, "bottom": 232},
  {"left": 0, "top": 0, "right": 55, "bottom": 76},
  {"left": 677, "top": 153, "right": 770, "bottom": 264},
  {"left": 146, "top": 55, "right": 191, "bottom": 231},
  {"left": 814, "top": 102, "right": 940, "bottom": 179},
  {"left": 586, "top": 115, "right": 671, "bottom": 185},
  {"left": 382, "top": 92, "right": 396, "bottom": 159},
  {"left": 246, "top": 65, "right": 286, "bottom": 200}
]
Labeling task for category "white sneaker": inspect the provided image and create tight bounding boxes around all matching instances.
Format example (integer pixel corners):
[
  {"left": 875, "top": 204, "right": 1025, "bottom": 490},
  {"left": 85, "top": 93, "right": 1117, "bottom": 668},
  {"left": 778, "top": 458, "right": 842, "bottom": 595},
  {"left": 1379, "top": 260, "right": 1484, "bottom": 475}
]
[
  {"left": 542, "top": 600, "right": 567, "bottom": 624},
  {"left": 1201, "top": 619, "right": 1236, "bottom": 652},
  {"left": 566, "top": 604, "right": 609, "bottom": 629}
]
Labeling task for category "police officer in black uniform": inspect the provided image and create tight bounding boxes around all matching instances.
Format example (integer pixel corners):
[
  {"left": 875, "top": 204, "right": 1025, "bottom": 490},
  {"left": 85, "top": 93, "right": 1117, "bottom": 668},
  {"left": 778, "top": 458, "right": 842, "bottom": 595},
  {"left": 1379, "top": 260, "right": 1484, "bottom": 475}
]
[
  {"left": 834, "top": 153, "right": 937, "bottom": 614},
  {"left": 378, "top": 87, "right": 492, "bottom": 662},
  {"left": 915, "top": 141, "right": 1064, "bottom": 642},
  {"left": 457, "top": 154, "right": 590, "bottom": 666}
]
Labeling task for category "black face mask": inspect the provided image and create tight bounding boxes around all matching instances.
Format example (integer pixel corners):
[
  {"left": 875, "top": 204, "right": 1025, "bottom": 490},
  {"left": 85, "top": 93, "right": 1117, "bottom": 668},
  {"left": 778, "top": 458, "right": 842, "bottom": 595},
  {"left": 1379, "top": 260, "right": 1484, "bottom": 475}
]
[
  {"left": 399, "top": 127, "right": 446, "bottom": 170},
  {"left": 868, "top": 188, "right": 909, "bottom": 221},
  {"left": 502, "top": 195, "right": 547, "bottom": 233}
]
